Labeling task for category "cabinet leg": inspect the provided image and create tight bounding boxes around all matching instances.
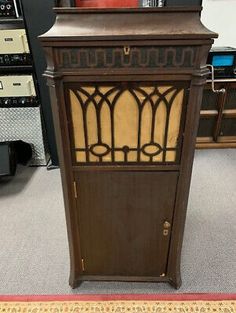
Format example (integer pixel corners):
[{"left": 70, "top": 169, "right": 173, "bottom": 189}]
[
  {"left": 69, "top": 274, "right": 83, "bottom": 289},
  {"left": 169, "top": 275, "right": 182, "bottom": 290}
]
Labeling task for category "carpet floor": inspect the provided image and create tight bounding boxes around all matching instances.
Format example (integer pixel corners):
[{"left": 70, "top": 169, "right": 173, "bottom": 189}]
[
  {"left": 0, "top": 294, "right": 235, "bottom": 313},
  {"left": 0, "top": 149, "right": 235, "bottom": 294}
]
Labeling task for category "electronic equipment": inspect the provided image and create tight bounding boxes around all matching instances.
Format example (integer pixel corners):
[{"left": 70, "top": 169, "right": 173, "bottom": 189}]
[
  {"left": 0, "top": 75, "right": 38, "bottom": 107},
  {"left": 142, "top": 0, "right": 165, "bottom": 6},
  {"left": 0, "top": 0, "right": 49, "bottom": 166},
  {"left": 0, "top": 29, "right": 31, "bottom": 66},
  {"left": 0, "top": 142, "right": 17, "bottom": 176},
  {"left": 0, "top": 0, "right": 21, "bottom": 18},
  {"left": 207, "top": 47, "right": 236, "bottom": 78}
]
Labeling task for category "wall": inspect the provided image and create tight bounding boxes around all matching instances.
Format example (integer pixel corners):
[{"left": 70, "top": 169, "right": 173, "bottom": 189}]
[{"left": 201, "top": 0, "right": 236, "bottom": 47}]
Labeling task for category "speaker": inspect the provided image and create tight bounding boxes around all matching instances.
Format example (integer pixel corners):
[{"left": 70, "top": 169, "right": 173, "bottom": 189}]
[{"left": 20, "top": 0, "right": 59, "bottom": 166}]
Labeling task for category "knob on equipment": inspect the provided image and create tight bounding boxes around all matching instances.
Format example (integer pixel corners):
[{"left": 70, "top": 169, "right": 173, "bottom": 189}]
[
  {"left": 0, "top": 0, "right": 20, "bottom": 18},
  {"left": 20, "top": 98, "right": 26, "bottom": 105},
  {"left": 4, "top": 99, "right": 11, "bottom": 106}
]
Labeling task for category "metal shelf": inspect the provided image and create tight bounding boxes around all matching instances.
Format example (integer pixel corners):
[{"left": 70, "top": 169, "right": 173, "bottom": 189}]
[{"left": 206, "top": 78, "right": 236, "bottom": 83}]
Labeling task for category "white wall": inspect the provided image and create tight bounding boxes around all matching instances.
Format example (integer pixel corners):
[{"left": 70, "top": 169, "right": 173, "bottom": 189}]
[{"left": 201, "top": 0, "right": 236, "bottom": 47}]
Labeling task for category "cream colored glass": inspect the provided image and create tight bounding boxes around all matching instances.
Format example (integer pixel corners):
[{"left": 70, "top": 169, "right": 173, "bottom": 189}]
[{"left": 70, "top": 85, "right": 184, "bottom": 163}]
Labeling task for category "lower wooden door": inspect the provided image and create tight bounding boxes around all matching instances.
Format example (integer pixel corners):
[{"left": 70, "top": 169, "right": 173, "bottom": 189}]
[{"left": 75, "top": 171, "right": 178, "bottom": 278}]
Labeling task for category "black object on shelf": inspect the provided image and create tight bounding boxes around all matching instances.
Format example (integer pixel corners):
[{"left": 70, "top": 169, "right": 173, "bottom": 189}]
[
  {"left": 14, "top": 140, "right": 32, "bottom": 165},
  {"left": 165, "top": 0, "right": 202, "bottom": 5},
  {"left": 0, "top": 142, "right": 17, "bottom": 177},
  {"left": 55, "top": 0, "right": 75, "bottom": 6},
  {"left": 139, "top": 0, "right": 202, "bottom": 6},
  {"left": 0, "top": 140, "right": 32, "bottom": 177}
]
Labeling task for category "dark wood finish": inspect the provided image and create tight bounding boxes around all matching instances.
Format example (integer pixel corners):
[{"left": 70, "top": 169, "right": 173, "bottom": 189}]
[
  {"left": 197, "top": 80, "right": 236, "bottom": 148},
  {"left": 76, "top": 171, "right": 178, "bottom": 276},
  {"left": 40, "top": 7, "right": 217, "bottom": 289}
]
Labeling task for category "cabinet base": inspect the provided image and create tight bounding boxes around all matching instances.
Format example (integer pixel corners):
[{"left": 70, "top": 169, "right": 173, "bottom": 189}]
[
  {"left": 70, "top": 275, "right": 182, "bottom": 290},
  {"left": 169, "top": 277, "right": 182, "bottom": 290}
]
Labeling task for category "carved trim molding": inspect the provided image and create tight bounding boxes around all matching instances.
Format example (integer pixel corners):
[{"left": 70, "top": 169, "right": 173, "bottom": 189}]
[{"left": 56, "top": 46, "right": 197, "bottom": 70}]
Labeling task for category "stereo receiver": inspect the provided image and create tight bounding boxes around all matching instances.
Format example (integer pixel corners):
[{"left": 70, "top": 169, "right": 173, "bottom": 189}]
[
  {"left": 208, "top": 47, "right": 236, "bottom": 78},
  {"left": 0, "top": 0, "right": 21, "bottom": 18},
  {"left": 0, "top": 75, "right": 38, "bottom": 107},
  {"left": 0, "top": 29, "right": 31, "bottom": 66}
]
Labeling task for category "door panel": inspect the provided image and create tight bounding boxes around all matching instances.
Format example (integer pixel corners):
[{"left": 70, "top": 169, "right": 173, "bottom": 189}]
[{"left": 76, "top": 171, "right": 178, "bottom": 277}]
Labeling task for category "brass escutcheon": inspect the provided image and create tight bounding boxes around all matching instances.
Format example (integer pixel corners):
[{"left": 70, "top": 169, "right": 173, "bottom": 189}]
[
  {"left": 163, "top": 221, "right": 171, "bottom": 236},
  {"left": 124, "top": 46, "right": 131, "bottom": 56}
]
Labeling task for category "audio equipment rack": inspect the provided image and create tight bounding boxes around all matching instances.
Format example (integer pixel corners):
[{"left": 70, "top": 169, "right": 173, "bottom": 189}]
[{"left": 0, "top": 0, "right": 49, "bottom": 166}]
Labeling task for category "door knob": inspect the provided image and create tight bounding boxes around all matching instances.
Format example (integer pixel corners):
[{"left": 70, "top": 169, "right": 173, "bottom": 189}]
[{"left": 163, "top": 221, "right": 171, "bottom": 236}]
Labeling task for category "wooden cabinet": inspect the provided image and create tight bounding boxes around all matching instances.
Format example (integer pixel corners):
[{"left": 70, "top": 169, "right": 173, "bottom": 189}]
[
  {"left": 197, "top": 79, "right": 236, "bottom": 148},
  {"left": 40, "top": 7, "right": 216, "bottom": 289}
]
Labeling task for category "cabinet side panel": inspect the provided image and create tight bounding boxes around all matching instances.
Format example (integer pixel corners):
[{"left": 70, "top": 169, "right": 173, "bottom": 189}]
[{"left": 46, "top": 75, "right": 83, "bottom": 287}]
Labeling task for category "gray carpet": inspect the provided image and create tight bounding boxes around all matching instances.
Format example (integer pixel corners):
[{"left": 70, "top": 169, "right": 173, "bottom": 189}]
[{"left": 0, "top": 149, "right": 235, "bottom": 294}]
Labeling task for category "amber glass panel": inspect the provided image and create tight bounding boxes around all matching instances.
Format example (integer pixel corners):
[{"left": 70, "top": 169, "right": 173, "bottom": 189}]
[
  {"left": 100, "top": 102, "right": 112, "bottom": 162},
  {"left": 166, "top": 90, "right": 184, "bottom": 162},
  {"left": 70, "top": 90, "right": 86, "bottom": 162},
  {"left": 114, "top": 91, "right": 139, "bottom": 162},
  {"left": 69, "top": 83, "right": 184, "bottom": 164},
  {"left": 140, "top": 101, "right": 152, "bottom": 162}
]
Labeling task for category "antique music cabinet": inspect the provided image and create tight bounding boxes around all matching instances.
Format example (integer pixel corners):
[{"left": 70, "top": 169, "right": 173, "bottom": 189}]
[{"left": 40, "top": 6, "right": 217, "bottom": 289}]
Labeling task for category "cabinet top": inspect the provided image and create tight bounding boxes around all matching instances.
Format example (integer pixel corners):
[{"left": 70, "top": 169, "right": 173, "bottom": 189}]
[{"left": 40, "top": 7, "right": 217, "bottom": 43}]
